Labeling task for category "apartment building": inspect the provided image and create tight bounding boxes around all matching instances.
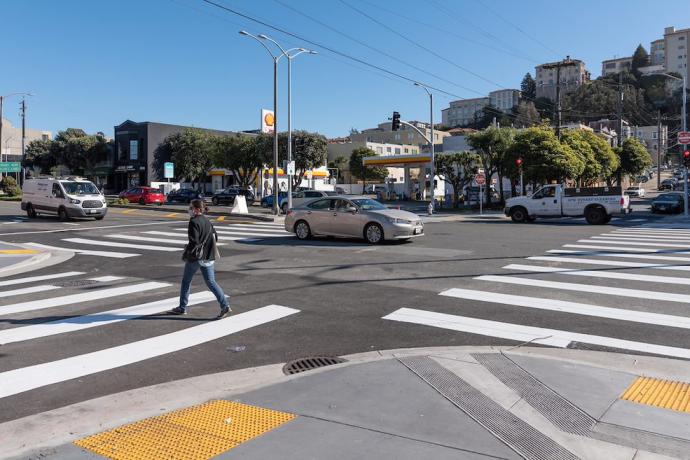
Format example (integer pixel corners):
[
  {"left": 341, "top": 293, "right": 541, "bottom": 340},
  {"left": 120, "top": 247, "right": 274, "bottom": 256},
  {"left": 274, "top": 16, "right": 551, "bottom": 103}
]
[
  {"left": 489, "top": 89, "right": 521, "bottom": 112},
  {"left": 664, "top": 26, "right": 690, "bottom": 83},
  {"left": 651, "top": 39, "right": 665, "bottom": 66},
  {"left": 601, "top": 57, "right": 632, "bottom": 77},
  {"left": 441, "top": 97, "right": 490, "bottom": 127},
  {"left": 350, "top": 120, "right": 449, "bottom": 147},
  {"left": 633, "top": 124, "right": 668, "bottom": 165},
  {"left": 535, "top": 58, "right": 590, "bottom": 101}
]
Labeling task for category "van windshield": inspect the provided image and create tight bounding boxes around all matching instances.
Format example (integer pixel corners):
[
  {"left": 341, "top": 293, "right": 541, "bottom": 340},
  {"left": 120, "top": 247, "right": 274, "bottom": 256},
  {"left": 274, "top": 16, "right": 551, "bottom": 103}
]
[{"left": 61, "top": 182, "right": 100, "bottom": 195}]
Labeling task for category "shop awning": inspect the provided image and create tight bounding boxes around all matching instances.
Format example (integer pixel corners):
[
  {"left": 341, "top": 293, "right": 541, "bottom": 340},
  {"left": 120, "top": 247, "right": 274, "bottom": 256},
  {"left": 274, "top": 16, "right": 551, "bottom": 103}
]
[{"left": 363, "top": 154, "right": 432, "bottom": 167}]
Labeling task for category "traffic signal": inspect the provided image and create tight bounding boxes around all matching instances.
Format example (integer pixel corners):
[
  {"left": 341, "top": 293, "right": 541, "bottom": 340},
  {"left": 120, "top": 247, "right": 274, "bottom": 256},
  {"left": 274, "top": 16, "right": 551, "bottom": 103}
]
[
  {"left": 515, "top": 157, "right": 523, "bottom": 167},
  {"left": 391, "top": 111, "right": 401, "bottom": 131},
  {"left": 684, "top": 150, "right": 690, "bottom": 167}
]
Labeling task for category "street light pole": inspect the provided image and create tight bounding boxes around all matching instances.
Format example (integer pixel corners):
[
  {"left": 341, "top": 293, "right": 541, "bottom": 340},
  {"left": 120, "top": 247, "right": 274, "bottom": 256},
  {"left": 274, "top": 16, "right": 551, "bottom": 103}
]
[{"left": 415, "top": 83, "right": 435, "bottom": 215}]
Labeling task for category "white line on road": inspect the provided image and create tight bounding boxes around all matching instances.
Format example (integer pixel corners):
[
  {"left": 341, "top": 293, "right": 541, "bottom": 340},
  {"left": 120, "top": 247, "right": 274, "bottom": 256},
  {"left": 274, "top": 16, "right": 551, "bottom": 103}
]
[
  {"left": 439, "top": 288, "right": 690, "bottom": 329},
  {"left": 475, "top": 275, "right": 690, "bottom": 303},
  {"left": 87, "top": 276, "right": 125, "bottom": 282},
  {"left": 0, "top": 285, "right": 57, "bottom": 299},
  {"left": 563, "top": 244, "right": 682, "bottom": 253},
  {"left": 0, "top": 281, "right": 170, "bottom": 316},
  {"left": 106, "top": 233, "right": 226, "bottom": 246},
  {"left": 223, "top": 224, "right": 287, "bottom": 232},
  {"left": 612, "top": 230, "right": 690, "bottom": 237},
  {"left": 0, "top": 220, "right": 185, "bottom": 237},
  {"left": 170, "top": 228, "right": 287, "bottom": 238},
  {"left": 598, "top": 234, "right": 690, "bottom": 242},
  {"left": 548, "top": 249, "right": 690, "bottom": 263},
  {"left": 383, "top": 308, "right": 690, "bottom": 359},
  {"left": 0, "top": 305, "right": 300, "bottom": 399},
  {"left": 616, "top": 228, "right": 690, "bottom": 234},
  {"left": 143, "top": 231, "right": 257, "bottom": 242},
  {"left": 0, "top": 272, "right": 84, "bottom": 287},
  {"left": 62, "top": 238, "right": 180, "bottom": 251},
  {"left": 527, "top": 256, "right": 690, "bottom": 271},
  {"left": 0, "top": 292, "right": 217, "bottom": 345},
  {"left": 503, "top": 263, "right": 690, "bottom": 285},
  {"left": 26, "top": 242, "right": 140, "bottom": 259},
  {"left": 579, "top": 239, "right": 690, "bottom": 248}
]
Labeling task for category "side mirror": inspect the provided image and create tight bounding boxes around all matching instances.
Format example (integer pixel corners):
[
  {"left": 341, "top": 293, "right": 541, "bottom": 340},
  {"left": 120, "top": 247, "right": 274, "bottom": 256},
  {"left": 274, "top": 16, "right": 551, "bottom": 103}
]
[{"left": 346, "top": 206, "right": 357, "bottom": 214}]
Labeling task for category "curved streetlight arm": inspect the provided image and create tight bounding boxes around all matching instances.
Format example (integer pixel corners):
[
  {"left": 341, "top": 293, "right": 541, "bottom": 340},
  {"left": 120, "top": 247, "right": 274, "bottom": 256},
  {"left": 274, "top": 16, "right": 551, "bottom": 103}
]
[
  {"left": 239, "top": 31, "right": 277, "bottom": 59},
  {"left": 259, "top": 34, "right": 289, "bottom": 59},
  {"left": 414, "top": 82, "right": 431, "bottom": 97}
]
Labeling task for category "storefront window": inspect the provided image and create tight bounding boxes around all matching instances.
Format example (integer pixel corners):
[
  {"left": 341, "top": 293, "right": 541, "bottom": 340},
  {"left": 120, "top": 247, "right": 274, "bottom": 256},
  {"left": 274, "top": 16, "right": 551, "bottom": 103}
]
[{"left": 130, "top": 140, "right": 138, "bottom": 161}]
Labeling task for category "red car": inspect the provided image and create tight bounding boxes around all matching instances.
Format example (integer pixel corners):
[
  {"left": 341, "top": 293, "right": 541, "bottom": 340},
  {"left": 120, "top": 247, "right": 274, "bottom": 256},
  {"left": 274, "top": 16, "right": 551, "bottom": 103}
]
[{"left": 119, "top": 186, "right": 165, "bottom": 205}]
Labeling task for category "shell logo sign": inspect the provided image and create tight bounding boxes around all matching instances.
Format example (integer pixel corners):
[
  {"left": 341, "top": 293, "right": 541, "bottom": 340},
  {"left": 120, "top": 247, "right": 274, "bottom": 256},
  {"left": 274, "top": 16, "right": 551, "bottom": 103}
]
[{"left": 261, "top": 109, "right": 275, "bottom": 133}]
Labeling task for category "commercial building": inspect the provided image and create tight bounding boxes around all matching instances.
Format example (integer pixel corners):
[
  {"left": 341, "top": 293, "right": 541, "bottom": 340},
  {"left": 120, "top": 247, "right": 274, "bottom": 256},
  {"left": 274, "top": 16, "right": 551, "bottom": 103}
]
[
  {"left": 112, "top": 120, "right": 249, "bottom": 192},
  {"left": 601, "top": 57, "right": 632, "bottom": 77},
  {"left": 327, "top": 139, "right": 420, "bottom": 185},
  {"left": 0, "top": 117, "right": 51, "bottom": 163},
  {"left": 535, "top": 58, "right": 590, "bottom": 101}
]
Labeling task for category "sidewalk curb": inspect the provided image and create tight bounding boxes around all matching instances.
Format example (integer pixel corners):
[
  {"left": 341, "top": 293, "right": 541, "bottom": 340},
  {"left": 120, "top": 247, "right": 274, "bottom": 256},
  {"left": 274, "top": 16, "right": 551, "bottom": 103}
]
[
  {"left": 108, "top": 204, "right": 276, "bottom": 222},
  {"left": 0, "top": 244, "right": 74, "bottom": 278},
  {"left": 6, "top": 345, "right": 690, "bottom": 459}
]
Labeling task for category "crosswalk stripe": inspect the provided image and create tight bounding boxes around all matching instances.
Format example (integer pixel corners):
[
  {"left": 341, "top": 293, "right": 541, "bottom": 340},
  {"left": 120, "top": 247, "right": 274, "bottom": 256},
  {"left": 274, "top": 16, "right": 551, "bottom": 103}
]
[
  {"left": 224, "top": 224, "right": 286, "bottom": 232},
  {"left": 107, "top": 233, "right": 225, "bottom": 246},
  {"left": 62, "top": 238, "right": 180, "bottom": 252},
  {"left": 439, "top": 288, "right": 690, "bottom": 329},
  {"left": 580, "top": 239, "right": 690, "bottom": 248},
  {"left": 0, "top": 281, "right": 170, "bottom": 316},
  {"left": 0, "top": 271, "right": 85, "bottom": 287},
  {"left": 143, "top": 231, "right": 257, "bottom": 242},
  {"left": 549, "top": 249, "right": 690, "bottom": 263},
  {"left": 383, "top": 308, "right": 690, "bottom": 359},
  {"left": 88, "top": 276, "right": 125, "bottom": 282},
  {"left": 171, "top": 228, "right": 287, "bottom": 238},
  {"left": 527, "top": 256, "right": 690, "bottom": 271},
  {"left": 228, "top": 222, "right": 283, "bottom": 229},
  {"left": 0, "top": 304, "right": 299, "bottom": 399},
  {"left": 26, "top": 242, "right": 140, "bottom": 259},
  {"left": 0, "top": 292, "right": 217, "bottom": 345},
  {"left": 563, "top": 244, "right": 679, "bottom": 253},
  {"left": 504, "top": 263, "right": 690, "bottom": 286},
  {"left": 613, "top": 230, "right": 690, "bottom": 236},
  {"left": 599, "top": 234, "right": 690, "bottom": 241},
  {"left": 617, "top": 229, "right": 690, "bottom": 234},
  {"left": 475, "top": 275, "right": 690, "bottom": 303},
  {"left": 0, "top": 285, "right": 57, "bottom": 299}
]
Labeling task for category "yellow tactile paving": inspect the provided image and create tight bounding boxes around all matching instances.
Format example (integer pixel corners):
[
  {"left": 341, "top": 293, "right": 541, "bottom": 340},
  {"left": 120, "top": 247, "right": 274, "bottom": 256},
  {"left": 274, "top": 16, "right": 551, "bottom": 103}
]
[
  {"left": 621, "top": 376, "right": 690, "bottom": 413},
  {"left": 74, "top": 400, "right": 295, "bottom": 459},
  {"left": 0, "top": 249, "right": 40, "bottom": 254},
  {"left": 120, "top": 209, "right": 138, "bottom": 214},
  {"left": 216, "top": 216, "right": 225, "bottom": 222},
  {"left": 164, "top": 213, "right": 179, "bottom": 218}
]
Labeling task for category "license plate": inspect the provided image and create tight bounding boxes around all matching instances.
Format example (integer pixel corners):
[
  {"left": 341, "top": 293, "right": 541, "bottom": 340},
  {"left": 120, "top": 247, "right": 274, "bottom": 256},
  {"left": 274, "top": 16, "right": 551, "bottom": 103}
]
[{"left": 88, "top": 209, "right": 97, "bottom": 214}]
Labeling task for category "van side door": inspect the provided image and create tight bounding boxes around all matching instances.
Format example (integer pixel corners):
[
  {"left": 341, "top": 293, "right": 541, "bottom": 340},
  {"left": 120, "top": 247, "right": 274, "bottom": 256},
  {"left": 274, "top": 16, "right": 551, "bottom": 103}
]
[{"left": 48, "top": 183, "right": 65, "bottom": 214}]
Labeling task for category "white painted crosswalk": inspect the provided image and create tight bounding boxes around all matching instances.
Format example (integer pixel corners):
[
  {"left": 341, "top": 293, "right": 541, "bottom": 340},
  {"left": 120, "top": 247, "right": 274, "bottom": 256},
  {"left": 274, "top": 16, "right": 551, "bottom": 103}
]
[
  {"left": 62, "top": 238, "right": 180, "bottom": 252},
  {"left": 381, "top": 224, "right": 690, "bottom": 359}
]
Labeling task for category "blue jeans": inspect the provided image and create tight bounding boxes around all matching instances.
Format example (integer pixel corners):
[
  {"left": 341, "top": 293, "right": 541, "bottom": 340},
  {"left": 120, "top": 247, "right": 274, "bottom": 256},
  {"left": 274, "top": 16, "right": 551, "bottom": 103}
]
[{"left": 179, "top": 261, "right": 229, "bottom": 311}]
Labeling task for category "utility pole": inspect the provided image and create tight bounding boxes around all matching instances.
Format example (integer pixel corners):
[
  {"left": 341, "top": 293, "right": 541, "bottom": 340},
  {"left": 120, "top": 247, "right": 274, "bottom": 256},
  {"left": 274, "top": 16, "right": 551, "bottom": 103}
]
[
  {"left": 657, "top": 110, "right": 662, "bottom": 190},
  {"left": 617, "top": 71, "right": 624, "bottom": 148},
  {"left": 20, "top": 98, "right": 26, "bottom": 185},
  {"left": 555, "top": 63, "right": 562, "bottom": 139}
]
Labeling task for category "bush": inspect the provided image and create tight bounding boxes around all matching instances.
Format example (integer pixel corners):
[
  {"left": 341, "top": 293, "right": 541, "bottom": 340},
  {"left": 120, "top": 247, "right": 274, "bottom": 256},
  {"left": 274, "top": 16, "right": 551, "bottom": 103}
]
[
  {"left": 5, "top": 185, "right": 21, "bottom": 197},
  {"left": 0, "top": 176, "right": 17, "bottom": 188}
]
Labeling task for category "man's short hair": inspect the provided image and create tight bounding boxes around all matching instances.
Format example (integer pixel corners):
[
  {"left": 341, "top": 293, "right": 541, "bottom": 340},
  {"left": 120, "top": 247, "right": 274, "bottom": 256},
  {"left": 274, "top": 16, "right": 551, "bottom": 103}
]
[{"left": 190, "top": 199, "right": 204, "bottom": 210}]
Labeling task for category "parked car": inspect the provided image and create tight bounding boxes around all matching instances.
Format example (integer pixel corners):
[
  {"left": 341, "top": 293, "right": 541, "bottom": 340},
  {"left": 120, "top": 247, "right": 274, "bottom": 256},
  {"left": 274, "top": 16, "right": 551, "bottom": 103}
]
[
  {"left": 211, "top": 186, "right": 254, "bottom": 205},
  {"left": 651, "top": 192, "right": 684, "bottom": 213},
  {"left": 166, "top": 188, "right": 205, "bottom": 204},
  {"left": 624, "top": 186, "right": 646, "bottom": 198},
  {"left": 261, "top": 191, "right": 288, "bottom": 208},
  {"left": 279, "top": 190, "right": 337, "bottom": 213},
  {"left": 660, "top": 179, "right": 677, "bottom": 191},
  {"left": 634, "top": 175, "right": 649, "bottom": 183},
  {"left": 284, "top": 195, "right": 424, "bottom": 244},
  {"left": 119, "top": 186, "right": 165, "bottom": 205},
  {"left": 22, "top": 177, "right": 107, "bottom": 221}
]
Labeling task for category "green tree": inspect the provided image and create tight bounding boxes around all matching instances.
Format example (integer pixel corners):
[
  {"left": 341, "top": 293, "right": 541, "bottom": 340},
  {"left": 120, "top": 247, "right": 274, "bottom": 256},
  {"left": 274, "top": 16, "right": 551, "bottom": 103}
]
[
  {"left": 278, "top": 131, "right": 328, "bottom": 189},
  {"left": 24, "top": 138, "right": 56, "bottom": 174},
  {"left": 583, "top": 130, "right": 619, "bottom": 182},
  {"left": 560, "top": 129, "right": 600, "bottom": 185},
  {"left": 615, "top": 137, "right": 652, "bottom": 184},
  {"left": 466, "top": 126, "right": 515, "bottom": 203},
  {"left": 513, "top": 101, "right": 540, "bottom": 128},
  {"left": 349, "top": 147, "right": 388, "bottom": 182},
  {"left": 507, "top": 126, "right": 584, "bottom": 185},
  {"left": 631, "top": 44, "right": 650, "bottom": 73},
  {"left": 435, "top": 151, "right": 479, "bottom": 208},
  {"left": 211, "top": 134, "right": 267, "bottom": 189},
  {"left": 520, "top": 72, "right": 536, "bottom": 100},
  {"left": 163, "top": 128, "right": 212, "bottom": 189}
]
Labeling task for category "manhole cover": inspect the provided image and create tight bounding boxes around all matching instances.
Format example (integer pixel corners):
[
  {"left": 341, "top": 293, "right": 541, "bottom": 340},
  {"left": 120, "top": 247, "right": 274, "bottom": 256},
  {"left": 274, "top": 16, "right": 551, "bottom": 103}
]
[
  {"left": 55, "top": 280, "right": 99, "bottom": 287},
  {"left": 282, "top": 356, "right": 347, "bottom": 375}
]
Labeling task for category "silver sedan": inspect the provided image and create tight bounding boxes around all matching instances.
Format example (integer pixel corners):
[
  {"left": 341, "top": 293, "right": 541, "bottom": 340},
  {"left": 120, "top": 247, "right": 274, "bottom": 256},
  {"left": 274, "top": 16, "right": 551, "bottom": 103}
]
[{"left": 284, "top": 196, "right": 424, "bottom": 244}]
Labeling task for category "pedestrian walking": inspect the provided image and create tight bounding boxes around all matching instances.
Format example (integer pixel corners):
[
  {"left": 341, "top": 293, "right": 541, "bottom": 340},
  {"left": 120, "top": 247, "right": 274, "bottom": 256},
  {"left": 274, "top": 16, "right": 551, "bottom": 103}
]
[{"left": 170, "top": 199, "right": 230, "bottom": 319}]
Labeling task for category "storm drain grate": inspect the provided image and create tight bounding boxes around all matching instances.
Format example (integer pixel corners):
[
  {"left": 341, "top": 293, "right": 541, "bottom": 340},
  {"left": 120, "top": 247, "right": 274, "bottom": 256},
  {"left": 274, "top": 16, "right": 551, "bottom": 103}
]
[
  {"left": 55, "top": 280, "right": 99, "bottom": 287},
  {"left": 283, "top": 356, "right": 347, "bottom": 375},
  {"left": 473, "top": 353, "right": 595, "bottom": 436},
  {"left": 399, "top": 356, "right": 579, "bottom": 460}
]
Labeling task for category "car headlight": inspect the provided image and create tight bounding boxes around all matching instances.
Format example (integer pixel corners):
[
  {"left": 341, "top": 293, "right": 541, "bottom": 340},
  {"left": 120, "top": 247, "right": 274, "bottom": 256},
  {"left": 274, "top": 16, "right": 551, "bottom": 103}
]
[
  {"left": 387, "top": 217, "right": 412, "bottom": 224},
  {"left": 69, "top": 198, "right": 81, "bottom": 204}
]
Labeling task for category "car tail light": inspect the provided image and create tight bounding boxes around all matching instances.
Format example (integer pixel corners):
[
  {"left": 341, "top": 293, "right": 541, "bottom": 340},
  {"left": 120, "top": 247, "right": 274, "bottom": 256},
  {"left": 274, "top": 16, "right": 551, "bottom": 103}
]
[{"left": 620, "top": 197, "right": 625, "bottom": 206}]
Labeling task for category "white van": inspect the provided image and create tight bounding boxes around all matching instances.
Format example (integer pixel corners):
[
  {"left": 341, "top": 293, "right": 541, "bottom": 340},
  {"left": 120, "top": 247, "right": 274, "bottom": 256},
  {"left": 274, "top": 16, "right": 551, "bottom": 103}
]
[{"left": 22, "top": 177, "right": 108, "bottom": 221}]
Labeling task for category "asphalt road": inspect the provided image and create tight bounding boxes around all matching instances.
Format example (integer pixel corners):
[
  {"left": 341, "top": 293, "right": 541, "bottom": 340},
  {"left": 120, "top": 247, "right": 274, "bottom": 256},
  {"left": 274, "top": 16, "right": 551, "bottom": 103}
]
[{"left": 0, "top": 197, "right": 687, "bottom": 423}]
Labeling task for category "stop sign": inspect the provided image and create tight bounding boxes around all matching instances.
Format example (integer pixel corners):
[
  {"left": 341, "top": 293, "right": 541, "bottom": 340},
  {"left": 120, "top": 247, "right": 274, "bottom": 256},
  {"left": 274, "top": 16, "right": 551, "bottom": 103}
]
[
  {"left": 679, "top": 131, "right": 690, "bottom": 144},
  {"left": 475, "top": 174, "right": 486, "bottom": 186}
]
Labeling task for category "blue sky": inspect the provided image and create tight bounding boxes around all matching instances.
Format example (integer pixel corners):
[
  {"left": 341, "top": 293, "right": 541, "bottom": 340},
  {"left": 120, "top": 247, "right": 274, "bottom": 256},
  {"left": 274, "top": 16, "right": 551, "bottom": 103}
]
[{"left": 2, "top": 0, "right": 689, "bottom": 138}]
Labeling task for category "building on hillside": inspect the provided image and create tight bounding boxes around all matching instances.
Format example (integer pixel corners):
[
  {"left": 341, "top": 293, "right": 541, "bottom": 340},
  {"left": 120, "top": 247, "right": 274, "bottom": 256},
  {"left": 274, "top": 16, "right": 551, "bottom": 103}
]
[
  {"left": 441, "top": 97, "right": 490, "bottom": 128},
  {"left": 561, "top": 123, "right": 594, "bottom": 132},
  {"left": 651, "top": 39, "right": 666, "bottom": 66},
  {"left": 113, "top": 120, "right": 250, "bottom": 192},
  {"left": 601, "top": 57, "right": 632, "bottom": 77},
  {"left": 349, "top": 120, "right": 449, "bottom": 147},
  {"left": 535, "top": 57, "right": 590, "bottom": 101},
  {"left": 664, "top": 26, "right": 690, "bottom": 83},
  {"left": 0, "top": 117, "right": 51, "bottom": 163},
  {"left": 632, "top": 124, "right": 668, "bottom": 165},
  {"left": 489, "top": 89, "right": 521, "bottom": 112},
  {"left": 442, "top": 134, "right": 473, "bottom": 153},
  {"left": 588, "top": 118, "right": 632, "bottom": 145}
]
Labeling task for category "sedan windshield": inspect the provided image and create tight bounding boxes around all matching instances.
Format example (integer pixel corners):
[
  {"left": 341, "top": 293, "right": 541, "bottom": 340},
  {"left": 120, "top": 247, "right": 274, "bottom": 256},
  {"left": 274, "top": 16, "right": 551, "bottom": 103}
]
[
  {"left": 61, "top": 182, "right": 100, "bottom": 195},
  {"left": 352, "top": 198, "right": 387, "bottom": 210},
  {"left": 657, "top": 194, "right": 681, "bottom": 201}
]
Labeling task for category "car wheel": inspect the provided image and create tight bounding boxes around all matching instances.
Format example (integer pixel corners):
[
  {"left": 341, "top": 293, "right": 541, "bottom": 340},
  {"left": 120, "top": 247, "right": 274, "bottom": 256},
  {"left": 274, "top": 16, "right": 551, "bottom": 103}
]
[
  {"left": 510, "top": 206, "right": 529, "bottom": 223},
  {"left": 212, "top": 197, "right": 219, "bottom": 206},
  {"left": 157, "top": 202, "right": 163, "bottom": 206},
  {"left": 585, "top": 207, "right": 606, "bottom": 225},
  {"left": 95, "top": 215, "right": 105, "bottom": 221},
  {"left": 26, "top": 203, "right": 37, "bottom": 218},
  {"left": 364, "top": 223, "right": 384, "bottom": 244},
  {"left": 58, "top": 207, "right": 69, "bottom": 222},
  {"left": 281, "top": 203, "right": 288, "bottom": 214},
  {"left": 295, "top": 220, "right": 311, "bottom": 240},
  {"left": 138, "top": 198, "right": 145, "bottom": 205}
]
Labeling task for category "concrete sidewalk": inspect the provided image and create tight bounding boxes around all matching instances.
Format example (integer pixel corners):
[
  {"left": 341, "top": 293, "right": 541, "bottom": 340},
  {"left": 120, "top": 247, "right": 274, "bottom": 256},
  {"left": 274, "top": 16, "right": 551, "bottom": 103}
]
[
  {"left": 0, "top": 241, "right": 71, "bottom": 277},
  {"left": 7, "top": 346, "right": 690, "bottom": 460}
]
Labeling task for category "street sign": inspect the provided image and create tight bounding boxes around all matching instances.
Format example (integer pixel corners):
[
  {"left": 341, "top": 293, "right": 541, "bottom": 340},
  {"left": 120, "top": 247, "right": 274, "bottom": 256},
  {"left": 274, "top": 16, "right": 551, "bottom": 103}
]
[
  {"left": 477, "top": 168, "right": 485, "bottom": 175},
  {"left": 164, "top": 162, "right": 174, "bottom": 179},
  {"left": 286, "top": 161, "right": 295, "bottom": 176},
  {"left": 0, "top": 162, "right": 21, "bottom": 173},
  {"left": 475, "top": 174, "right": 486, "bottom": 186},
  {"left": 679, "top": 131, "right": 690, "bottom": 144}
]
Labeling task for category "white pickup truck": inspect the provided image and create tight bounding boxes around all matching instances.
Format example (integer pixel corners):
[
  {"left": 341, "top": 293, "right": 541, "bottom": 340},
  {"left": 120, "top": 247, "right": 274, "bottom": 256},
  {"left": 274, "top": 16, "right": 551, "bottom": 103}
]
[{"left": 504, "top": 184, "right": 630, "bottom": 224}]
